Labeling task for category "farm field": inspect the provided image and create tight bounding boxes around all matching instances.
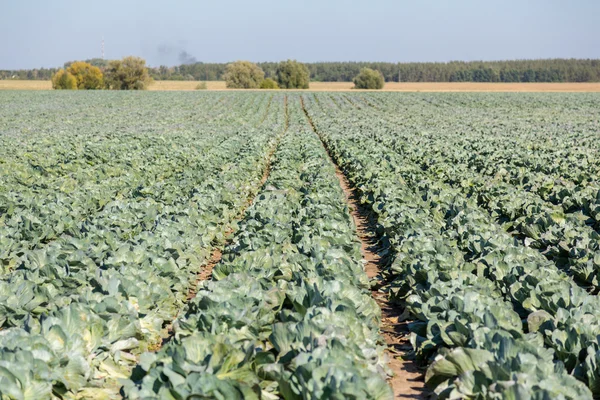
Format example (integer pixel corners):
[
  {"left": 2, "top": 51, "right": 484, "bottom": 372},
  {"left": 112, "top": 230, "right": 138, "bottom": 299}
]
[
  {"left": 3, "top": 80, "right": 600, "bottom": 92},
  {"left": 1, "top": 91, "right": 600, "bottom": 399}
]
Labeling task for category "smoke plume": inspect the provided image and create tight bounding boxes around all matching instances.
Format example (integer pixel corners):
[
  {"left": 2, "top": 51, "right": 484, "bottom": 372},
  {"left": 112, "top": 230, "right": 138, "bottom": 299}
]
[
  {"left": 156, "top": 44, "right": 198, "bottom": 66},
  {"left": 178, "top": 51, "right": 197, "bottom": 65}
]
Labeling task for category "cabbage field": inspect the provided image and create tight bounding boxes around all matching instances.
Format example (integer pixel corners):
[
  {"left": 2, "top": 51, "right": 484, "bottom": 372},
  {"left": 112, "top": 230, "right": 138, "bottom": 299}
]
[{"left": 1, "top": 91, "right": 600, "bottom": 399}]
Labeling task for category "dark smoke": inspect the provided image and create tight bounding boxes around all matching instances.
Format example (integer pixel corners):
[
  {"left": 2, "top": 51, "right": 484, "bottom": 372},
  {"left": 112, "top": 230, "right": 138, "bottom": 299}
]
[
  {"left": 156, "top": 44, "right": 198, "bottom": 66},
  {"left": 178, "top": 51, "right": 197, "bottom": 65}
]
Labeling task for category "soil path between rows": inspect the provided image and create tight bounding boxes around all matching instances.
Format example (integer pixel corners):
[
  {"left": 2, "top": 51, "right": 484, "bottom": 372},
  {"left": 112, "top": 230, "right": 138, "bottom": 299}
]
[
  {"left": 185, "top": 102, "right": 284, "bottom": 301},
  {"left": 157, "top": 95, "right": 289, "bottom": 349},
  {"left": 300, "top": 95, "right": 426, "bottom": 399},
  {"left": 337, "top": 171, "right": 426, "bottom": 399}
]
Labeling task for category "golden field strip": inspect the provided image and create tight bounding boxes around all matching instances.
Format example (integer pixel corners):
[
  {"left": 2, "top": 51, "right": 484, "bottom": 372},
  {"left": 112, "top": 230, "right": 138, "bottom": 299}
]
[{"left": 2, "top": 80, "right": 600, "bottom": 92}]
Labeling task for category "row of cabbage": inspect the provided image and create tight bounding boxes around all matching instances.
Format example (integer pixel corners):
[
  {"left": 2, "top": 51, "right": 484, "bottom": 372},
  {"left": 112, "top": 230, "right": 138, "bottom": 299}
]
[
  {"left": 123, "top": 97, "right": 392, "bottom": 400},
  {"left": 375, "top": 128, "right": 600, "bottom": 290},
  {"left": 329, "top": 92, "right": 600, "bottom": 288},
  {"left": 0, "top": 92, "right": 284, "bottom": 398},
  {"left": 332, "top": 93, "right": 600, "bottom": 292},
  {"left": 331, "top": 92, "right": 600, "bottom": 207},
  {"left": 0, "top": 92, "right": 269, "bottom": 267},
  {"left": 304, "top": 93, "right": 600, "bottom": 398}
]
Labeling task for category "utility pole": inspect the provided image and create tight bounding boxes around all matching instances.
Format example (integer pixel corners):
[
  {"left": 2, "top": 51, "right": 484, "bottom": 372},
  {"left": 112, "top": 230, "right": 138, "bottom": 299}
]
[{"left": 101, "top": 37, "right": 105, "bottom": 60}]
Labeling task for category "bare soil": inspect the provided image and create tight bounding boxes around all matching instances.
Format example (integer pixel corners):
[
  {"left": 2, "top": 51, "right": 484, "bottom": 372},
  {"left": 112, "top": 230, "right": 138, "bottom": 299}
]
[{"left": 335, "top": 168, "right": 427, "bottom": 399}]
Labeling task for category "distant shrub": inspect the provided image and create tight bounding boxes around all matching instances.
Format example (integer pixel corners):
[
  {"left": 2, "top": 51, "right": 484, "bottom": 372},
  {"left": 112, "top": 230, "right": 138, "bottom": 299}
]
[
  {"left": 224, "top": 61, "right": 265, "bottom": 89},
  {"left": 276, "top": 60, "right": 310, "bottom": 89},
  {"left": 353, "top": 68, "right": 385, "bottom": 89},
  {"left": 67, "top": 61, "right": 104, "bottom": 90},
  {"left": 259, "top": 78, "right": 279, "bottom": 89},
  {"left": 104, "top": 56, "right": 153, "bottom": 90},
  {"left": 195, "top": 81, "right": 208, "bottom": 90},
  {"left": 51, "top": 69, "right": 77, "bottom": 90}
]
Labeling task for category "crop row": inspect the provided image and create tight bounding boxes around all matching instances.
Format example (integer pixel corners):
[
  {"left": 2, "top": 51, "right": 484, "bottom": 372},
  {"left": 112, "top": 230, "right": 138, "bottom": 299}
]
[
  {"left": 123, "top": 97, "right": 392, "bottom": 399},
  {"left": 304, "top": 94, "right": 599, "bottom": 398},
  {"left": 331, "top": 91, "right": 600, "bottom": 189},
  {"left": 331, "top": 97, "right": 600, "bottom": 291},
  {"left": 385, "top": 134, "right": 600, "bottom": 289},
  {"left": 345, "top": 92, "right": 600, "bottom": 227},
  {"left": 0, "top": 93, "right": 284, "bottom": 398},
  {"left": 0, "top": 93, "right": 271, "bottom": 268}
]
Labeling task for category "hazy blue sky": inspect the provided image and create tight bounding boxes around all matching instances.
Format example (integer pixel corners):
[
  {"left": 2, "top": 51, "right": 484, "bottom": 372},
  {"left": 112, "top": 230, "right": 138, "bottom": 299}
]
[{"left": 1, "top": 0, "right": 598, "bottom": 69}]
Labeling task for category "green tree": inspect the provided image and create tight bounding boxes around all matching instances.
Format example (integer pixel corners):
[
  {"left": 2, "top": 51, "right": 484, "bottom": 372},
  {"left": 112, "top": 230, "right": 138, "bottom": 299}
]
[
  {"left": 259, "top": 78, "right": 279, "bottom": 89},
  {"left": 51, "top": 69, "right": 77, "bottom": 90},
  {"left": 67, "top": 61, "right": 104, "bottom": 90},
  {"left": 276, "top": 60, "right": 310, "bottom": 89},
  {"left": 353, "top": 68, "right": 385, "bottom": 89},
  {"left": 64, "top": 58, "right": 110, "bottom": 69},
  {"left": 104, "top": 56, "right": 153, "bottom": 90},
  {"left": 224, "top": 61, "right": 265, "bottom": 89}
]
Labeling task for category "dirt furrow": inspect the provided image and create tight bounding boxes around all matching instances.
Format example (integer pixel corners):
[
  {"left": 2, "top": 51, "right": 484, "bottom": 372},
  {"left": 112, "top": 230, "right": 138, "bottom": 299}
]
[
  {"left": 300, "top": 95, "right": 426, "bottom": 399},
  {"left": 186, "top": 95, "right": 287, "bottom": 301},
  {"left": 158, "top": 95, "right": 289, "bottom": 349}
]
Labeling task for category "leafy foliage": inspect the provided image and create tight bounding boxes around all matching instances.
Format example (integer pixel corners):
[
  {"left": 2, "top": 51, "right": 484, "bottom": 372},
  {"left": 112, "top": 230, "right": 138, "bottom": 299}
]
[
  {"left": 124, "top": 98, "right": 391, "bottom": 399},
  {"left": 51, "top": 69, "right": 77, "bottom": 90},
  {"left": 224, "top": 61, "right": 265, "bottom": 89},
  {"left": 353, "top": 68, "right": 384, "bottom": 89},
  {"left": 302, "top": 92, "right": 600, "bottom": 398},
  {"left": 260, "top": 77, "right": 279, "bottom": 89},
  {"left": 104, "top": 56, "right": 153, "bottom": 90},
  {"left": 4, "top": 91, "right": 600, "bottom": 398},
  {"left": 6, "top": 58, "right": 600, "bottom": 83},
  {"left": 0, "top": 92, "right": 285, "bottom": 397},
  {"left": 67, "top": 61, "right": 104, "bottom": 90},
  {"left": 139, "top": 59, "right": 600, "bottom": 83},
  {"left": 277, "top": 60, "right": 310, "bottom": 89}
]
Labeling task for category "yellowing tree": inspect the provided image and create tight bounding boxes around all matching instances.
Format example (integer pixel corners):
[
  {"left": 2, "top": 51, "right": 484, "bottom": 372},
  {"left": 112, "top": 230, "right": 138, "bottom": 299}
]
[
  {"left": 260, "top": 78, "right": 279, "bottom": 89},
  {"left": 67, "top": 62, "right": 104, "bottom": 90},
  {"left": 51, "top": 69, "right": 77, "bottom": 90}
]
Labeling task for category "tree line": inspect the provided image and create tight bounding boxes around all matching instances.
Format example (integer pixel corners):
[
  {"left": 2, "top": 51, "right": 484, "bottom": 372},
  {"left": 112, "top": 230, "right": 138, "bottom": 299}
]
[
  {"left": 150, "top": 59, "right": 600, "bottom": 83},
  {"left": 48, "top": 58, "right": 313, "bottom": 90},
  {"left": 2, "top": 58, "right": 599, "bottom": 83}
]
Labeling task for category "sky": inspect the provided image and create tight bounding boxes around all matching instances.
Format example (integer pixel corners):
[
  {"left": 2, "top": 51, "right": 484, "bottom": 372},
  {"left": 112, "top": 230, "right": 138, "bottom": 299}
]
[{"left": 0, "top": 0, "right": 598, "bottom": 69}]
